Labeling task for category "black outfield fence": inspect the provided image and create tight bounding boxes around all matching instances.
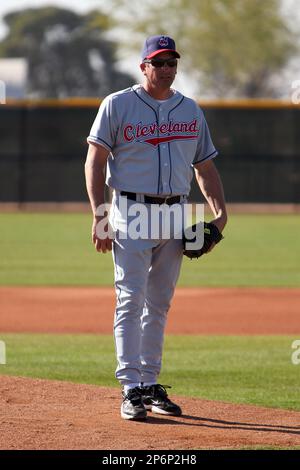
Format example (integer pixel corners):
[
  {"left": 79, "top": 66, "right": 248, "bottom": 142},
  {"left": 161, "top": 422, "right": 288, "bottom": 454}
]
[{"left": 0, "top": 99, "right": 299, "bottom": 203}]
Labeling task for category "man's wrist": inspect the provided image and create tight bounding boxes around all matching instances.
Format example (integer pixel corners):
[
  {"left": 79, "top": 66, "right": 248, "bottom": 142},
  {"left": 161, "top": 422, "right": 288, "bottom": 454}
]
[
  {"left": 211, "top": 212, "right": 227, "bottom": 232},
  {"left": 92, "top": 201, "right": 106, "bottom": 218}
]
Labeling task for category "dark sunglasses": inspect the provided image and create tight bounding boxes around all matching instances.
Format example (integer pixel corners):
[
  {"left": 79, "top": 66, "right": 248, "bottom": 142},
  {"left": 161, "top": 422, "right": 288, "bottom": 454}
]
[{"left": 143, "top": 58, "right": 178, "bottom": 68}]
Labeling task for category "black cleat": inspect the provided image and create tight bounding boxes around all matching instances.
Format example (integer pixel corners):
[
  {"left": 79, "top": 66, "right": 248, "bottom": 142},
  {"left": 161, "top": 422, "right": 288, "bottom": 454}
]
[
  {"left": 141, "top": 384, "right": 182, "bottom": 416},
  {"left": 121, "top": 387, "right": 147, "bottom": 421}
]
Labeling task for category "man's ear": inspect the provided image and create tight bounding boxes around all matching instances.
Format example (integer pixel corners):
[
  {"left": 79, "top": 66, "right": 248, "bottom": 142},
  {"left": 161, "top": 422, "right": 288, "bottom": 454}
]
[{"left": 140, "top": 63, "right": 147, "bottom": 77}]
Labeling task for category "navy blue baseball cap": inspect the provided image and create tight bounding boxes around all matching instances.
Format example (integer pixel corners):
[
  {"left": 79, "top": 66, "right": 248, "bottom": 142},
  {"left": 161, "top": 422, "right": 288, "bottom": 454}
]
[{"left": 142, "top": 35, "right": 180, "bottom": 60}]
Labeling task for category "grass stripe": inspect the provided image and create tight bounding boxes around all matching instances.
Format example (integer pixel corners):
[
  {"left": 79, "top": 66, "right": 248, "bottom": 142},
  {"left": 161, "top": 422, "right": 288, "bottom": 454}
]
[
  {"left": 0, "top": 333, "right": 299, "bottom": 411},
  {"left": 0, "top": 213, "right": 299, "bottom": 286}
]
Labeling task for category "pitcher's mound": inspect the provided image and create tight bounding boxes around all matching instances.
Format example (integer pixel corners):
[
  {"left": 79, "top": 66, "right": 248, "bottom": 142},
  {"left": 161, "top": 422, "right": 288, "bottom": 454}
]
[{"left": 1, "top": 376, "right": 299, "bottom": 450}]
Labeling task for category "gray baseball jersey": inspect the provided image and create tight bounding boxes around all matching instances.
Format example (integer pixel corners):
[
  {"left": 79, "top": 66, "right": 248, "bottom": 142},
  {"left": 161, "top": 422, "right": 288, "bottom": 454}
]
[
  {"left": 87, "top": 84, "right": 217, "bottom": 196},
  {"left": 87, "top": 83, "right": 218, "bottom": 388}
]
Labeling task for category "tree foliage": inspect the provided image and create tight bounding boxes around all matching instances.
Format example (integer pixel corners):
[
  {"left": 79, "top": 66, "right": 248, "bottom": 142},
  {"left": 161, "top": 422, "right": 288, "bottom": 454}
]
[
  {"left": 0, "top": 7, "right": 136, "bottom": 98},
  {"left": 113, "top": 0, "right": 298, "bottom": 97}
]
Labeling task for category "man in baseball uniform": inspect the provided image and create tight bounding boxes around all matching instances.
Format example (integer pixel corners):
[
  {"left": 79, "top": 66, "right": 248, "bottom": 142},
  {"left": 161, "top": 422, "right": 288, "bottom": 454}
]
[{"left": 85, "top": 35, "right": 227, "bottom": 420}]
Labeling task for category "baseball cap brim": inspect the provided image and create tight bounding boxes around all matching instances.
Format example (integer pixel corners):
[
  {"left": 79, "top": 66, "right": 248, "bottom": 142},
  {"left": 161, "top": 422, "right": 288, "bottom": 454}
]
[{"left": 146, "top": 49, "right": 180, "bottom": 59}]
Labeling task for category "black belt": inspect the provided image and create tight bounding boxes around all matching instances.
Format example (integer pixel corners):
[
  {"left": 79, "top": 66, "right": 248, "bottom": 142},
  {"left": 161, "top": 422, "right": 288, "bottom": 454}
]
[{"left": 120, "top": 191, "right": 182, "bottom": 205}]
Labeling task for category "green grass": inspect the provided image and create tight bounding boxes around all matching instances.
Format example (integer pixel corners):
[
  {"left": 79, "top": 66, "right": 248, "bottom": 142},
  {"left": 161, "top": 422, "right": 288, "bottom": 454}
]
[
  {"left": 0, "top": 213, "right": 299, "bottom": 286},
  {"left": 1, "top": 334, "right": 299, "bottom": 411},
  {"left": 0, "top": 213, "right": 114, "bottom": 286}
]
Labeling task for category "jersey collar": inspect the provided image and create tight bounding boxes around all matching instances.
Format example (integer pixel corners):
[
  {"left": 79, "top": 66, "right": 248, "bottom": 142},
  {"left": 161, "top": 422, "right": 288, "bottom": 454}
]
[{"left": 132, "top": 84, "right": 183, "bottom": 109}]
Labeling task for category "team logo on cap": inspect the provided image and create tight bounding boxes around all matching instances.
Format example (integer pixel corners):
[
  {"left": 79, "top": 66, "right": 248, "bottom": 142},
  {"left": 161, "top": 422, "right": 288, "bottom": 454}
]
[{"left": 158, "top": 36, "right": 169, "bottom": 47}]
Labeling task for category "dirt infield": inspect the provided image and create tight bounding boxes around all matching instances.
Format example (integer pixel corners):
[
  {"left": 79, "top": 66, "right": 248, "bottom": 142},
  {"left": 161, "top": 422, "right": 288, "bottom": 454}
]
[
  {"left": 1, "top": 376, "right": 300, "bottom": 450},
  {"left": 0, "top": 286, "right": 300, "bottom": 334},
  {"left": 0, "top": 286, "right": 300, "bottom": 450}
]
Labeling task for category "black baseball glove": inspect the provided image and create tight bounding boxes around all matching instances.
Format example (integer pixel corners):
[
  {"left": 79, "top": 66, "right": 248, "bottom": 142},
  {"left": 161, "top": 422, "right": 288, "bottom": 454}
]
[{"left": 182, "top": 221, "right": 224, "bottom": 259}]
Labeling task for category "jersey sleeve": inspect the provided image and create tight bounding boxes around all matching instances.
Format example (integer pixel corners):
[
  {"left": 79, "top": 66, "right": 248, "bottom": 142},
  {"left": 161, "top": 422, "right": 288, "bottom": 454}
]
[
  {"left": 192, "top": 109, "right": 218, "bottom": 165},
  {"left": 87, "top": 95, "right": 116, "bottom": 151}
]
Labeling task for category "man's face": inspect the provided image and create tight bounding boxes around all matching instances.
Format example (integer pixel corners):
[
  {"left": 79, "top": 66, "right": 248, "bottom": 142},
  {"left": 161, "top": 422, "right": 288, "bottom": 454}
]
[{"left": 140, "top": 51, "right": 178, "bottom": 89}]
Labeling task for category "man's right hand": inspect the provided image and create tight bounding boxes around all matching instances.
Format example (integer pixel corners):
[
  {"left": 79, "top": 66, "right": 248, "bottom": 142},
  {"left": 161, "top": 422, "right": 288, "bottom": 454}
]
[{"left": 92, "top": 215, "right": 114, "bottom": 253}]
